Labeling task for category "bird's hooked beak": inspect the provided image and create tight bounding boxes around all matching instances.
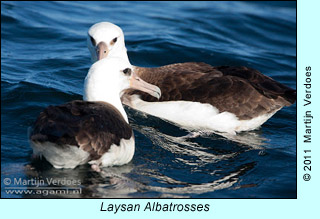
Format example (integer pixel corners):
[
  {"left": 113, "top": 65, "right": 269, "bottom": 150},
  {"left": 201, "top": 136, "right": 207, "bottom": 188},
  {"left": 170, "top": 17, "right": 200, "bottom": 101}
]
[
  {"left": 96, "top": 42, "right": 109, "bottom": 60},
  {"left": 129, "top": 71, "right": 161, "bottom": 99}
]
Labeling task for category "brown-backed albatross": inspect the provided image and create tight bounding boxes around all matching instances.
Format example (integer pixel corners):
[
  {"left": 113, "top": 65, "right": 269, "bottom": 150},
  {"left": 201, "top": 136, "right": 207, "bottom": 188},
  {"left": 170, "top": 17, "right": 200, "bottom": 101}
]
[
  {"left": 29, "top": 57, "right": 161, "bottom": 170},
  {"left": 87, "top": 22, "right": 296, "bottom": 135}
]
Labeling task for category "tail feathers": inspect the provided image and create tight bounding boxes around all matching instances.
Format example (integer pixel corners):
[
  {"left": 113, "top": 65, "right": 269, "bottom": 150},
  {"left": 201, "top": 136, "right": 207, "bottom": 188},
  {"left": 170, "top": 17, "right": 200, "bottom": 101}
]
[{"left": 284, "top": 89, "right": 296, "bottom": 105}]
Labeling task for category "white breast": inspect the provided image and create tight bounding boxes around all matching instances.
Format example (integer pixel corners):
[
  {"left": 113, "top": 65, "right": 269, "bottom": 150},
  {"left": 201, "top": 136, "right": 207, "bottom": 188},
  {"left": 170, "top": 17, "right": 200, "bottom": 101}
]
[{"left": 128, "top": 95, "right": 277, "bottom": 134}]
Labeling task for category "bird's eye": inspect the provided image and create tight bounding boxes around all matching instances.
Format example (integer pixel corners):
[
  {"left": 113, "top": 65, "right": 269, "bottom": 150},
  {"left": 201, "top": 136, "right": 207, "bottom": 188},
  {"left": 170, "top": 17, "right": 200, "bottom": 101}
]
[
  {"left": 122, "top": 68, "right": 131, "bottom": 75},
  {"left": 113, "top": 37, "right": 117, "bottom": 43},
  {"left": 90, "top": 36, "right": 96, "bottom": 46}
]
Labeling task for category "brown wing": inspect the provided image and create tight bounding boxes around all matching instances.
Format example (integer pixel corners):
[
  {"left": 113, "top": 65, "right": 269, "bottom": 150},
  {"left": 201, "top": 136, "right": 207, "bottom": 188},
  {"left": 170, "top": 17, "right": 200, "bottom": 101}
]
[
  {"left": 123, "top": 62, "right": 296, "bottom": 120},
  {"left": 30, "top": 100, "right": 133, "bottom": 160},
  {"left": 214, "top": 65, "right": 296, "bottom": 104}
]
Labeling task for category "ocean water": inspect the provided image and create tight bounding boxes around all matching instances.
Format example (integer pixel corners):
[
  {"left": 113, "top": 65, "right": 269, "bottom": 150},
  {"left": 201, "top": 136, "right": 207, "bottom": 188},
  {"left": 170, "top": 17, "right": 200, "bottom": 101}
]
[{"left": 1, "top": 1, "right": 296, "bottom": 198}]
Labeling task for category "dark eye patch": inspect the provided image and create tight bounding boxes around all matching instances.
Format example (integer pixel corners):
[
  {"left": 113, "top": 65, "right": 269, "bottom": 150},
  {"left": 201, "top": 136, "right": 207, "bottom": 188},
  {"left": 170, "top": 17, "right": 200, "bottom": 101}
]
[
  {"left": 110, "top": 37, "right": 117, "bottom": 45},
  {"left": 90, "top": 36, "right": 96, "bottom": 46},
  {"left": 123, "top": 68, "right": 131, "bottom": 75}
]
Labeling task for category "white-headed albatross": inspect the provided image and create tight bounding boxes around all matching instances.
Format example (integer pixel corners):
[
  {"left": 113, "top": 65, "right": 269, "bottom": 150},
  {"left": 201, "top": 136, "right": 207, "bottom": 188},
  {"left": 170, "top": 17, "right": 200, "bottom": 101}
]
[
  {"left": 87, "top": 22, "right": 296, "bottom": 135},
  {"left": 29, "top": 57, "right": 161, "bottom": 170}
]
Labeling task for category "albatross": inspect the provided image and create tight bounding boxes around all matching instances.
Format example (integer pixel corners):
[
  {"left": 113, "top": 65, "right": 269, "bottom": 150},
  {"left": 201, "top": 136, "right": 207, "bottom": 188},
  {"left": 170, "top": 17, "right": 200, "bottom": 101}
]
[
  {"left": 87, "top": 22, "right": 296, "bottom": 135},
  {"left": 29, "top": 57, "right": 161, "bottom": 170}
]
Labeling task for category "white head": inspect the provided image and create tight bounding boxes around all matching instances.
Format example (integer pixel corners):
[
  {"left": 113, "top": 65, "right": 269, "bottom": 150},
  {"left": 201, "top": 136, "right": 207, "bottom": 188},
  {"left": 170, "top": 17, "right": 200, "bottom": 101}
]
[
  {"left": 87, "top": 22, "right": 129, "bottom": 63},
  {"left": 84, "top": 57, "right": 161, "bottom": 122}
]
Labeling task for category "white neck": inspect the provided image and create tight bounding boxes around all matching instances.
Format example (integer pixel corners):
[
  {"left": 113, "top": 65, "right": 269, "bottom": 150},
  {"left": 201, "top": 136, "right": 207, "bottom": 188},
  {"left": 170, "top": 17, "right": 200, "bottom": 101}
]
[
  {"left": 83, "top": 66, "right": 129, "bottom": 123},
  {"left": 109, "top": 46, "right": 130, "bottom": 64},
  {"left": 96, "top": 92, "right": 129, "bottom": 124}
]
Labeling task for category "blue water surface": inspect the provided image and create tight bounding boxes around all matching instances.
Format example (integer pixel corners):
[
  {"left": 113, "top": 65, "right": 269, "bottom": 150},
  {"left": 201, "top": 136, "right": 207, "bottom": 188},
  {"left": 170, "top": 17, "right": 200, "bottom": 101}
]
[{"left": 1, "top": 1, "right": 296, "bottom": 198}]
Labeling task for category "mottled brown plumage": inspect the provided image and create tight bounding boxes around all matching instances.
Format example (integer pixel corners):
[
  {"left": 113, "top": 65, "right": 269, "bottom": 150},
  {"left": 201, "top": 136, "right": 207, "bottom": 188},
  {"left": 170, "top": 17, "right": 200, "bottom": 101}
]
[
  {"left": 122, "top": 62, "right": 296, "bottom": 120},
  {"left": 30, "top": 100, "right": 133, "bottom": 160}
]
